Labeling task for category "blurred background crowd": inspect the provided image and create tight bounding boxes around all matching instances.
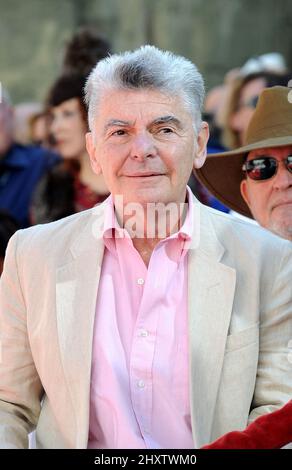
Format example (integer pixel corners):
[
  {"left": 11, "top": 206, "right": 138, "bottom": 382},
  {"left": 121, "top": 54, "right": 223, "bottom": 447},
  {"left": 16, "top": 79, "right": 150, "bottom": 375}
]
[{"left": 0, "top": 0, "right": 292, "bottom": 273}]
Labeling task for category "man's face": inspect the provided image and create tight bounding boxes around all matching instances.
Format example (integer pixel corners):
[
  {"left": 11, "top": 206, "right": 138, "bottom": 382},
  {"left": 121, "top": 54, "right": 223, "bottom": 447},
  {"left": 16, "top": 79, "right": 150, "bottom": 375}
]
[
  {"left": 240, "top": 145, "right": 292, "bottom": 240},
  {"left": 86, "top": 88, "right": 208, "bottom": 206},
  {"left": 0, "top": 103, "right": 13, "bottom": 157}
]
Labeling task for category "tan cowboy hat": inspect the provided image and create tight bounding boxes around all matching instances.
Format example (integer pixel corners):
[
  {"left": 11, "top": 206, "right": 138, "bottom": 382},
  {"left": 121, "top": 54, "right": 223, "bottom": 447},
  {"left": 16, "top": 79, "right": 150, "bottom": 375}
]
[{"left": 195, "top": 86, "right": 292, "bottom": 218}]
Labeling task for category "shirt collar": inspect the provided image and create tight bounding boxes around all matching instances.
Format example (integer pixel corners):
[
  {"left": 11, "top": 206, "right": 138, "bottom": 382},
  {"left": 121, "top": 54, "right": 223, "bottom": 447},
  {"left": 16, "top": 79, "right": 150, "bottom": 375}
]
[
  {"left": 102, "top": 185, "right": 195, "bottom": 251},
  {"left": 103, "top": 194, "right": 128, "bottom": 238},
  {"left": 167, "top": 185, "right": 194, "bottom": 242}
]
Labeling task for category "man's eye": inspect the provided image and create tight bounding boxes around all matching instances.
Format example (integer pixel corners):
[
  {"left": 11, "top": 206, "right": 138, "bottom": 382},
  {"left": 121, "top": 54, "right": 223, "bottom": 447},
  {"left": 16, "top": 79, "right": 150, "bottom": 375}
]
[
  {"left": 112, "top": 129, "right": 126, "bottom": 136},
  {"left": 159, "top": 127, "right": 174, "bottom": 134}
]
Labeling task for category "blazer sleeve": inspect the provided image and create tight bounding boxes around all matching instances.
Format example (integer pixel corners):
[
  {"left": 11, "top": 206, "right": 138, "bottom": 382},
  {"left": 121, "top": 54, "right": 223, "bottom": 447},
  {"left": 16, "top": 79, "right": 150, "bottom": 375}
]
[
  {"left": 248, "top": 241, "right": 292, "bottom": 425},
  {"left": 0, "top": 231, "right": 44, "bottom": 448}
]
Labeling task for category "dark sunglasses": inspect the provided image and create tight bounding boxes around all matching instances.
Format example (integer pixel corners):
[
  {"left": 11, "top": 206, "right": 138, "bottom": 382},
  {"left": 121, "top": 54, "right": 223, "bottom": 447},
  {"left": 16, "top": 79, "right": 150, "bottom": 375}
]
[{"left": 242, "top": 155, "right": 292, "bottom": 181}]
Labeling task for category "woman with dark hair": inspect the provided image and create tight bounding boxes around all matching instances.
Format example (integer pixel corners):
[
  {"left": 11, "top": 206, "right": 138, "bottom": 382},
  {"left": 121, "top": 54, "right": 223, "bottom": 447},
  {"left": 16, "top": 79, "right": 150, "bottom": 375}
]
[
  {"left": 61, "top": 27, "right": 112, "bottom": 76},
  {"left": 221, "top": 71, "right": 291, "bottom": 149},
  {"left": 31, "top": 74, "right": 109, "bottom": 224}
]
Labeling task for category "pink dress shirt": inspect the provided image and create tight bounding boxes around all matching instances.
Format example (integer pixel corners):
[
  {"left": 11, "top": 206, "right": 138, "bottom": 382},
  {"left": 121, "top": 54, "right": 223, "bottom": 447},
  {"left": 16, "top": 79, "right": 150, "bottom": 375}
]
[{"left": 88, "top": 187, "right": 195, "bottom": 449}]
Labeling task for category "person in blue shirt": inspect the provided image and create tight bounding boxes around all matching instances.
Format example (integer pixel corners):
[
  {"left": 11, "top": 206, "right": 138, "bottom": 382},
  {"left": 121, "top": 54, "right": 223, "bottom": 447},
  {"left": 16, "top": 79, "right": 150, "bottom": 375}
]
[{"left": 0, "top": 89, "right": 59, "bottom": 227}]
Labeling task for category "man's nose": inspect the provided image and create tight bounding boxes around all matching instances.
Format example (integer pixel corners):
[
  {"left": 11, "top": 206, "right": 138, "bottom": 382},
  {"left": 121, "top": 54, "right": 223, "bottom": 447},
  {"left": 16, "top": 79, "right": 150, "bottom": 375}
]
[
  {"left": 129, "top": 133, "right": 157, "bottom": 161},
  {"left": 273, "top": 161, "right": 292, "bottom": 190}
]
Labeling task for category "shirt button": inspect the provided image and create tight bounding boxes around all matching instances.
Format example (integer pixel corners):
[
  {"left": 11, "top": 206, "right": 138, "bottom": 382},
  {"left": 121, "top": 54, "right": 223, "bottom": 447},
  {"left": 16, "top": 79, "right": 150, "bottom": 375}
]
[
  {"left": 137, "top": 278, "right": 145, "bottom": 285},
  {"left": 137, "top": 380, "right": 145, "bottom": 389},
  {"left": 139, "top": 329, "right": 149, "bottom": 337}
]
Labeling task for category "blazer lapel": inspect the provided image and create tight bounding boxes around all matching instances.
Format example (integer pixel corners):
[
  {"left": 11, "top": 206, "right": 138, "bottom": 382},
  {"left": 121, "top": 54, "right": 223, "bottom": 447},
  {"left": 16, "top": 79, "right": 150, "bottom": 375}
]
[
  {"left": 188, "top": 203, "right": 236, "bottom": 448},
  {"left": 56, "top": 205, "right": 105, "bottom": 448}
]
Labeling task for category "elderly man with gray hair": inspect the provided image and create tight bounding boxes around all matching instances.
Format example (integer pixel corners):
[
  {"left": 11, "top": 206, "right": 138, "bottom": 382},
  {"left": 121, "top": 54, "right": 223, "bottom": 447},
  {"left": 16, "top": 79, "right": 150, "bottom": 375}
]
[
  {"left": 0, "top": 46, "right": 291, "bottom": 449},
  {"left": 196, "top": 85, "right": 292, "bottom": 241}
]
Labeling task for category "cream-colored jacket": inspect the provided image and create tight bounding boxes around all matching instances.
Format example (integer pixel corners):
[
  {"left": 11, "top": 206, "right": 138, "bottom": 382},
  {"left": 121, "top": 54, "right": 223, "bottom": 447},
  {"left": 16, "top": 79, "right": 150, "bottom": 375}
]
[{"left": 0, "top": 197, "right": 291, "bottom": 448}]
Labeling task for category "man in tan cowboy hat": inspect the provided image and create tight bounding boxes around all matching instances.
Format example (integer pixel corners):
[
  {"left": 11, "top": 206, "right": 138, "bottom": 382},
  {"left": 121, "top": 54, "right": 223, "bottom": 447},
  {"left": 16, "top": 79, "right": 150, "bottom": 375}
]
[{"left": 196, "top": 86, "right": 292, "bottom": 241}]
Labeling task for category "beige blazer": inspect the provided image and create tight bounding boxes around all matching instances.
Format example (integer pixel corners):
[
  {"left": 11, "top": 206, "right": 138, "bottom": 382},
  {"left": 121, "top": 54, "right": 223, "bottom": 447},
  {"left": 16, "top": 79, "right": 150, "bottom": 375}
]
[{"left": 0, "top": 197, "right": 291, "bottom": 448}]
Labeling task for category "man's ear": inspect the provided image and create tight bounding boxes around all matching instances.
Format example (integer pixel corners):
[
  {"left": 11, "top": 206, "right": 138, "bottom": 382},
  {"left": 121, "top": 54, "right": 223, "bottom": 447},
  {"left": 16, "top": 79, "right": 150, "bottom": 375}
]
[
  {"left": 240, "top": 179, "right": 251, "bottom": 207},
  {"left": 86, "top": 132, "right": 102, "bottom": 175},
  {"left": 193, "top": 121, "right": 209, "bottom": 170}
]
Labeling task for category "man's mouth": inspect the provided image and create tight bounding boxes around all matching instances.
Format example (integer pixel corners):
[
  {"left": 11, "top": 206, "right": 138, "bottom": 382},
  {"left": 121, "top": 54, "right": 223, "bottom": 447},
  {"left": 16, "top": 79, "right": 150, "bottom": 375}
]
[{"left": 124, "top": 172, "right": 164, "bottom": 177}]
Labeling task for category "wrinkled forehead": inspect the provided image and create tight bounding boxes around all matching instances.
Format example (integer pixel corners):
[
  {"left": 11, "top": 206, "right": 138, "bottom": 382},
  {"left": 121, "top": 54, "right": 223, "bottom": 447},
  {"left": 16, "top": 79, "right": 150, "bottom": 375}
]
[
  {"left": 95, "top": 88, "right": 191, "bottom": 125},
  {"left": 99, "top": 87, "right": 178, "bottom": 107},
  {"left": 247, "top": 145, "right": 292, "bottom": 160}
]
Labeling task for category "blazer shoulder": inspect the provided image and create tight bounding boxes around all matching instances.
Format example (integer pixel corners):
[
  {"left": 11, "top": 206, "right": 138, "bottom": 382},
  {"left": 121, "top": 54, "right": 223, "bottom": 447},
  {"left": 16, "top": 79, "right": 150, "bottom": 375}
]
[
  {"left": 12, "top": 203, "right": 106, "bottom": 263},
  {"left": 201, "top": 204, "right": 292, "bottom": 257}
]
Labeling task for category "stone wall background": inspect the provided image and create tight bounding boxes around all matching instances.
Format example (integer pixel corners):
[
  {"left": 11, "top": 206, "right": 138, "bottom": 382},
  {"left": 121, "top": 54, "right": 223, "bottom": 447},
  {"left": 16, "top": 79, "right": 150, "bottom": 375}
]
[{"left": 0, "top": 0, "right": 291, "bottom": 104}]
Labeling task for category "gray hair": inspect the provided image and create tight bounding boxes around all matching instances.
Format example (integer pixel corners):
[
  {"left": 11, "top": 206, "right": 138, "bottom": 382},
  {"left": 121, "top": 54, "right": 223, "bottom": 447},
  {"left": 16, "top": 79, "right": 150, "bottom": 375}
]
[{"left": 84, "top": 45, "right": 205, "bottom": 133}]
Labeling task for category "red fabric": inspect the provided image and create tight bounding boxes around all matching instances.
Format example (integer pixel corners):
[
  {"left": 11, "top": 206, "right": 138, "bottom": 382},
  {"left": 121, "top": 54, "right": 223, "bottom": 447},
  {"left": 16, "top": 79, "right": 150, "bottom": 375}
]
[
  {"left": 202, "top": 401, "right": 292, "bottom": 449},
  {"left": 74, "top": 178, "right": 108, "bottom": 212}
]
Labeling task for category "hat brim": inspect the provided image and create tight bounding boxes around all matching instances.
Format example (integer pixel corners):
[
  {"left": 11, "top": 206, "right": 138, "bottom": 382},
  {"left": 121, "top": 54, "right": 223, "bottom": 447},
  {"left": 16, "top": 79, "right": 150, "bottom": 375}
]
[{"left": 195, "top": 136, "right": 292, "bottom": 218}]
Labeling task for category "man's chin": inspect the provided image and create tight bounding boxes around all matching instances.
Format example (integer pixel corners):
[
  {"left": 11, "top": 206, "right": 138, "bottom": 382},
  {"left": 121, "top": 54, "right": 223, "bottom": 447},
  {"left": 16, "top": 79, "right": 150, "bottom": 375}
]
[
  {"left": 117, "top": 188, "right": 169, "bottom": 205},
  {"left": 269, "top": 217, "right": 292, "bottom": 241}
]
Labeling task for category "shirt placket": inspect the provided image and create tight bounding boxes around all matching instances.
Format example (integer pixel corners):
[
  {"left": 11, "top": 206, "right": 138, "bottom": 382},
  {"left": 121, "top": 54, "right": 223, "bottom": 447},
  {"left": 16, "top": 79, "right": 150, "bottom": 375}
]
[{"left": 129, "top": 258, "right": 161, "bottom": 443}]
